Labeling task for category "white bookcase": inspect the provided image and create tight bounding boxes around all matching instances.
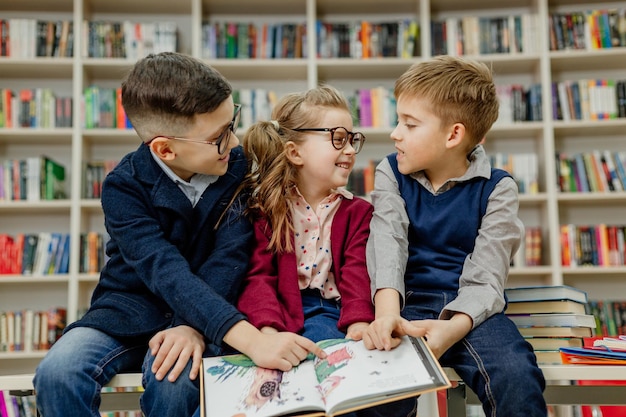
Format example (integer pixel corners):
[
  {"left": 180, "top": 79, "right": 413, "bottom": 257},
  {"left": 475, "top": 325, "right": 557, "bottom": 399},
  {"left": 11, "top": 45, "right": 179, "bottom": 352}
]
[{"left": 1, "top": 0, "right": 625, "bottom": 378}]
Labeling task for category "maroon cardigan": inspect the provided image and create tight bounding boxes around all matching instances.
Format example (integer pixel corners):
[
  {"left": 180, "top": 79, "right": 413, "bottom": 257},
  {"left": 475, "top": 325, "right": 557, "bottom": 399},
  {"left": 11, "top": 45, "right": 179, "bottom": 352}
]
[{"left": 237, "top": 196, "right": 375, "bottom": 334}]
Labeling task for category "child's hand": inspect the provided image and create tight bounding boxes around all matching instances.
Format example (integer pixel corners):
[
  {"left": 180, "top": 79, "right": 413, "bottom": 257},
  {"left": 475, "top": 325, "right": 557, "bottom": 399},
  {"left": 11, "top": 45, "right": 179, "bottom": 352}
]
[
  {"left": 411, "top": 313, "right": 472, "bottom": 359},
  {"left": 149, "top": 325, "right": 205, "bottom": 382},
  {"left": 362, "top": 315, "right": 426, "bottom": 351},
  {"left": 246, "top": 332, "right": 326, "bottom": 372},
  {"left": 345, "top": 322, "right": 370, "bottom": 340}
]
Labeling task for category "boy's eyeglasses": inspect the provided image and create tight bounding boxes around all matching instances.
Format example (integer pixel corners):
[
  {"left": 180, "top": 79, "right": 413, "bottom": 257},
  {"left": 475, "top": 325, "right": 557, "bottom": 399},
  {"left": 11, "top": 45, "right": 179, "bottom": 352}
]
[
  {"left": 149, "top": 104, "right": 242, "bottom": 155},
  {"left": 292, "top": 126, "right": 365, "bottom": 154}
]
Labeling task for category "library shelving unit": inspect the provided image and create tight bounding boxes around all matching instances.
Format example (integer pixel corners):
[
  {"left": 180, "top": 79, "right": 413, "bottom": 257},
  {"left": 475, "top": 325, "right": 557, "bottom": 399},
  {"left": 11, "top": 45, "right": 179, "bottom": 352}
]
[{"left": 1, "top": 0, "right": 625, "bottom": 379}]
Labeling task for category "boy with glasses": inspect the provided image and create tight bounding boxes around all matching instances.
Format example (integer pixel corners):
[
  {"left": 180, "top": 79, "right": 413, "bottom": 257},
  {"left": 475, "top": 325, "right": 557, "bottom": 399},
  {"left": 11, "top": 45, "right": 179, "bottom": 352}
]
[{"left": 33, "top": 52, "right": 323, "bottom": 417}]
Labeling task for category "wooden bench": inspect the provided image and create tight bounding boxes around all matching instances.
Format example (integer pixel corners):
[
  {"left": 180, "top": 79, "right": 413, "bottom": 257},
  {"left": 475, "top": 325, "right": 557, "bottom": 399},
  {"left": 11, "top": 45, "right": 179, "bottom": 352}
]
[
  {"left": 2, "top": 365, "right": 625, "bottom": 415},
  {"left": 0, "top": 373, "right": 143, "bottom": 412},
  {"left": 442, "top": 365, "right": 626, "bottom": 417}
]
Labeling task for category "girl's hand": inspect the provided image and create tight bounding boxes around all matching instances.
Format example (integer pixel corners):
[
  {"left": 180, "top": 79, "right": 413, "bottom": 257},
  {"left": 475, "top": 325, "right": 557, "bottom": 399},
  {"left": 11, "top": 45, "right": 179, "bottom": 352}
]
[
  {"left": 245, "top": 332, "right": 326, "bottom": 371},
  {"left": 346, "top": 321, "right": 370, "bottom": 340}
]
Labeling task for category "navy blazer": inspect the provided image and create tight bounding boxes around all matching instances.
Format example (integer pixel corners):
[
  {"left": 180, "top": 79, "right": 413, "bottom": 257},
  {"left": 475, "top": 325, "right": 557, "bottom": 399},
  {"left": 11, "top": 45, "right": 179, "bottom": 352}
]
[{"left": 68, "top": 143, "right": 252, "bottom": 350}]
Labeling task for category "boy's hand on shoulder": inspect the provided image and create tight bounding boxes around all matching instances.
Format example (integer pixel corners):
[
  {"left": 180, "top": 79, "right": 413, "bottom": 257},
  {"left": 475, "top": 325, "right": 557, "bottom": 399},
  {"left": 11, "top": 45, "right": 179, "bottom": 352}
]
[
  {"left": 149, "top": 325, "right": 205, "bottom": 382},
  {"left": 247, "top": 332, "right": 326, "bottom": 372},
  {"left": 362, "top": 315, "right": 425, "bottom": 351}
]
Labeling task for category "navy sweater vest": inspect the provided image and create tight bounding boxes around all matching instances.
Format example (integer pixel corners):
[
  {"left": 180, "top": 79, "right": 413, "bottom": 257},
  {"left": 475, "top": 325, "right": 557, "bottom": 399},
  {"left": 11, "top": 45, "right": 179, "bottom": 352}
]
[{"left": 387, "top": 154, "right": 511, "bottom": 292}]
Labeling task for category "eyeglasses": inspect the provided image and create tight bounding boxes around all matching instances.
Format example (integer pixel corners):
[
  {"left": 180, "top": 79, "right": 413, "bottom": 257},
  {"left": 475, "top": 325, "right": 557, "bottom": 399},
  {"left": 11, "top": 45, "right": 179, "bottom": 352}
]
[
  {"left": 149, "top": 104, "right": 242, "bottom": 155},
  {"left": 292, "top": 126, "right": 365, "bottom": 154}
]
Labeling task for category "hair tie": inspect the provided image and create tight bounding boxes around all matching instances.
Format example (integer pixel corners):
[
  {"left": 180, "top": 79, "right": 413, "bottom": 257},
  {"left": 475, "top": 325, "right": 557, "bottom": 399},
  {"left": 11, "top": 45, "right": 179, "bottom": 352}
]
[{"left": 270, "top": 120, "right": 279, "bottom": 131}]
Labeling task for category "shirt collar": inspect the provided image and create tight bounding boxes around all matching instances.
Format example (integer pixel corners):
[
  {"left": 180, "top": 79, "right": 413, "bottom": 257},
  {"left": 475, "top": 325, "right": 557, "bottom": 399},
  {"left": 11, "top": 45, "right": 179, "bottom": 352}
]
[{"left": 149, "top": 147, "right": 218, "bottom": 205}]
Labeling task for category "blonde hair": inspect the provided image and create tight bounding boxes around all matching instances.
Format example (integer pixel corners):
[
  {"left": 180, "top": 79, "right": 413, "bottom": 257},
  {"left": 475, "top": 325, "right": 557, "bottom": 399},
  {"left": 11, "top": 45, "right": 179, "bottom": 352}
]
[
  {"left": 394, "top": 55, "right": 498, "bottom": 148},
  {"left": 242, "top": 85, "right": 351, "bottom": 253}
]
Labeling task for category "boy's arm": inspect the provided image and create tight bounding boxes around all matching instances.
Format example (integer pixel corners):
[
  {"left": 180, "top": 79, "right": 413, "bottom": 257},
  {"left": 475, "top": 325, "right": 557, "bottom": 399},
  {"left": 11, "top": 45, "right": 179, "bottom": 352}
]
[
  {"left": 441, "top": 177, "right": 524, "bottom": 328},
  {"left": 102, "top": 170, "right": 250, "bottom": 345},
  {"left": 363, "top": 159, "right": 425, "bottom": 349}
]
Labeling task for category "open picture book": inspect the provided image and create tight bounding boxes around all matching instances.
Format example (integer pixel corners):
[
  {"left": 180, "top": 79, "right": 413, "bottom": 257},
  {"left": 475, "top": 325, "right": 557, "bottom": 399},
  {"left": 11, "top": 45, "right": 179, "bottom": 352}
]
[{"left": 200, "top": 336, "right": 450, "bottom": 417}]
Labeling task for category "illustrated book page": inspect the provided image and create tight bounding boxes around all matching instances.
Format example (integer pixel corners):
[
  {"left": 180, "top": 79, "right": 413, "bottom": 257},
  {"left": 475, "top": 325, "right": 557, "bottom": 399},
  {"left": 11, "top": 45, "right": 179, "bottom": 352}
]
[{"left": 200, "top": 336, "right": 450, "bottom": 417}]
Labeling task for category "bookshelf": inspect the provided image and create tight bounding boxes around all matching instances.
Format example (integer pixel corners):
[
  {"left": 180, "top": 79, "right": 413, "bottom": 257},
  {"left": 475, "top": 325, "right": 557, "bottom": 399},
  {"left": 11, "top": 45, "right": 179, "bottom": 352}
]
[{"left": 1, "top": 0, "right": 625, "bottom": 379}]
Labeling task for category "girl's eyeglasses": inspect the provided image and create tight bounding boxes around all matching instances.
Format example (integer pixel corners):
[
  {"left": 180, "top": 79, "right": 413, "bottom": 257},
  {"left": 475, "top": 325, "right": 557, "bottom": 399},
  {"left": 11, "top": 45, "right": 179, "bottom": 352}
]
[{"left": 292, "top": 126, "right": 365, "bottom": 154}]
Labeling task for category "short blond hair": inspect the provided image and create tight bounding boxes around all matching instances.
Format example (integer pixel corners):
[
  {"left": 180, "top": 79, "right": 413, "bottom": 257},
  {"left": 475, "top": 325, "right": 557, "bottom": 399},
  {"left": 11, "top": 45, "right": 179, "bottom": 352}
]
[{"left": 394, "top": 55, "right": 498, "bottom": 147}]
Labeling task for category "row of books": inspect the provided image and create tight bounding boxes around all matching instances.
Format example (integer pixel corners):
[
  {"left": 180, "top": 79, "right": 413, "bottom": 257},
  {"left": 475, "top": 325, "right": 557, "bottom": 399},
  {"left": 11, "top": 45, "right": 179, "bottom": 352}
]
[
  {"left": 431, "top": 14, "right": 540, "bottom": 57},
  {"left": 0, "top": 233, "right": 70, "bottom": 276},
  {"left": 0, "top": 156, "right": 66, "bottom": 202},
  {"left": 0, "top": 88, "right": 73, "bottom": 129},
  {"left": 0, "top": 231, "right": 108, "bottom": 276},
  {"left": 548, "top": 9, "right": 626, "bottom": 51},
  {"left": 83, "top": 86, "right": 130, "bottom": 129},
  {"left": 83, "top": 160, "right": 119, "bottom": 199},
  {"left": 82, "top": 20, "right": 178, "bottom": 60},
  {"left": 0, "top": 390, "right": 37, "bottom": 417},
  {"left": 556, "top": 150, "right": 626, "bottom": 193},
  {"left": 490, "top": 153, "right": 539, "bottom": 195},
  {"left": 347, "top": 87, "right": 397, "bottom": 129},
  {"left": 560, "top": 224, "right": 626, "bottom": 267},
  {"left": 201, "top": 20, "right": 421, "bottom": 60},
  {"left": 552, "top": 79, "right": 626, "bottom": 121},
  {"left": 4, "top": 81, "right": 624, "bottom": 132},
  {"left": 202, "top": 21, "right": 306, "bottom": 60},
  {"left": 348, "top": 152, "right": 540, "bottom": 199},
  {"left": 0, "top": 307, "right": 66, "bottom": 352},
  {"left": 3, "top": 10, "right": 625, "bottom": 61},
  {"left": 0, "top": 19, "right": 73, "bottom": 59},
  {"left": 495, "top": 83, "right": 543, "bottom": 123},
  {"left": 79, "top": 232, "right": 107, "bottom": 274},
  {"left": 317, "top": 20, "right": 419, "bottom": 59},
  {"left": 513, "top": 226, "right": 543, "bottom": 267},
  {"left": 588, "top": 300, "right": 626, "bottom": 337},
  {"left": 504, "top": 285, "right": 596, "bottom": 364}
]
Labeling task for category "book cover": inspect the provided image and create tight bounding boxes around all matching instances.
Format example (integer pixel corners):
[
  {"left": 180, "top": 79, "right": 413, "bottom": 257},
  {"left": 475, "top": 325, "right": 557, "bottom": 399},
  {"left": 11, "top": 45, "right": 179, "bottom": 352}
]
[
  {"left": 508, "top": 313, "right": 596, "bottom": 329},
  {"left": 505, "top": 285, "right": 588, "bottom": 304},
  {"left": 505, "top": 299, "right": 587, "bottom": 315},
  {"left": 200, "top": 336, "right": 450, "bottom": 417}
]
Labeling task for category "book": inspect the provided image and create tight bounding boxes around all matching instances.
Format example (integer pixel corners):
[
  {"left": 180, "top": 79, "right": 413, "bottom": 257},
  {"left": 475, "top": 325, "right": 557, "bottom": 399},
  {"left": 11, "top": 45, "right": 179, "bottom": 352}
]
[
  {"left": 508, "top": 313, "right": 596, "bottom": 328},
  {"left": 505, "top": 299, "right": 587, "bottom": 315},
  {"left": 526, "top": 336, "right": 584, "bottom": 351},
  {"left": 200, "top": 336, "right": 450, "bottom": 417},
  {"left": 518, "top": 325, "right": 593, "bottom": 338},
  {"left": 534, "top": 350, "right": 564, "bottom": 365},
  {"left": 505, "top": 285, "right": 588, "bottom": 304}
]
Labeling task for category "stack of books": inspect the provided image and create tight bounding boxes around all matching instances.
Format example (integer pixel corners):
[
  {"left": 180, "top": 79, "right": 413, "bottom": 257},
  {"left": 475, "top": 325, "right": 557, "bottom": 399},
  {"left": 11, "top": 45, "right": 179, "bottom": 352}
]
[{"left": 504, "top": 285, "right": 596, "bottom": 364}]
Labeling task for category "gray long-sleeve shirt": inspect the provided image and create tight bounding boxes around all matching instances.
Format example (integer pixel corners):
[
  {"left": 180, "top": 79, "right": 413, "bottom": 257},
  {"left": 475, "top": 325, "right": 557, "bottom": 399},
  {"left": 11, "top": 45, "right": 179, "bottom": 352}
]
[{"left": 366, "top": 145, "right": 524, "bottom": 328}]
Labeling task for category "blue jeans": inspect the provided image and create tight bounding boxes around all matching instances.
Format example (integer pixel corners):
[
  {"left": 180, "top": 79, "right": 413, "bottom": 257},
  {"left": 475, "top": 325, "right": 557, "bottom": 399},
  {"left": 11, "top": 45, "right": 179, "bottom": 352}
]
[
  {"left": 368, "top": 290, "right": 548, "bottom": 417},
  {"left": 33, "top": 327, "right": 146, "bottom": 417},
  {"left": 141, "top": 345, "right": 200, "bottom": 416},
  {"left": 300, "top": 290, "right": 345, "bottom": 342}
]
